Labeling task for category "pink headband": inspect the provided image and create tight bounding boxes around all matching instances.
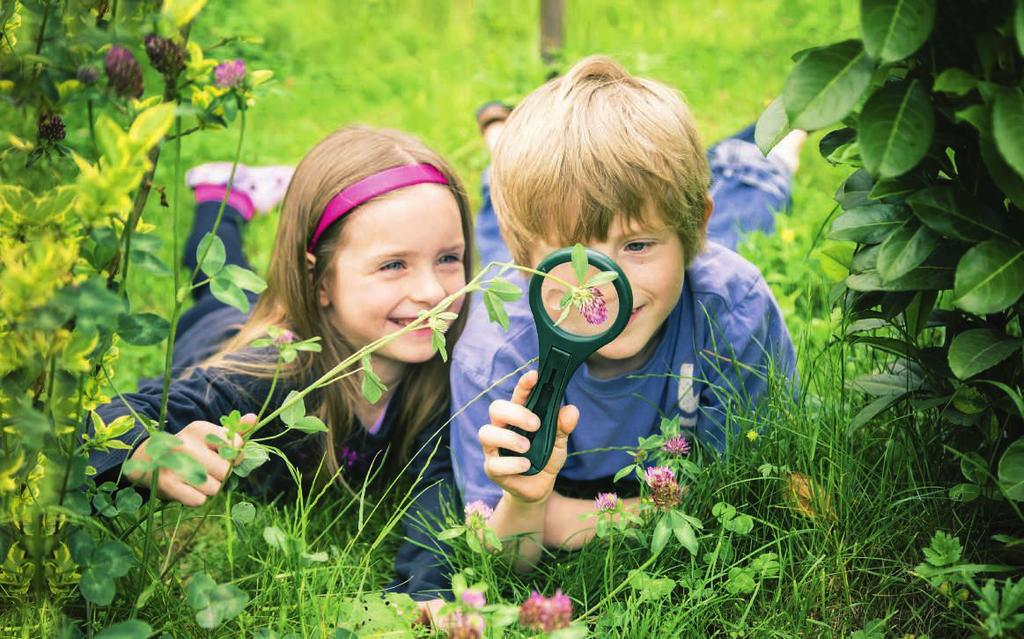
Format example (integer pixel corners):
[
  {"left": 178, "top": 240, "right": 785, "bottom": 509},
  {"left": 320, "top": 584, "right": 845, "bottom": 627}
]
[{"left": 307, "top": 163, "right": 449, "bottom": 251}]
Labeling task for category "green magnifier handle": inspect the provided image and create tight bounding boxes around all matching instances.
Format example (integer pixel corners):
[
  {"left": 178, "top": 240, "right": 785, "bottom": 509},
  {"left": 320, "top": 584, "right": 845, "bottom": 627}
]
[{"left": 500, "top": 247, "right": 633, "bottom": 476}]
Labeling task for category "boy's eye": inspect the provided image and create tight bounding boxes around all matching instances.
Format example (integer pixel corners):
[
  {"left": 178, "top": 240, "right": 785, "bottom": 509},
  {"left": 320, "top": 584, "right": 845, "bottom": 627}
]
[
  {"left": 624, "top": 241, "right": 653, "bottom": 253},
  {"left": 381, "top": 260, "right": 405, "bottom": 271}
]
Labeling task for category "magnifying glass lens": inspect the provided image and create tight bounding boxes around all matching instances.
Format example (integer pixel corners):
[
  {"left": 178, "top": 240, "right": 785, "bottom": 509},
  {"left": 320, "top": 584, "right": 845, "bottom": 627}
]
[{"left": 540, "top": 262, "right": 621, "bottom": 338}]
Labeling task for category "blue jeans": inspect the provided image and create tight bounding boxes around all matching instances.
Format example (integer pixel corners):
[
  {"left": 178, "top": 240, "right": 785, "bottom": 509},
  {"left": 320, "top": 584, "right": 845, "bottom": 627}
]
[{"left": 474, "top": 124, "right": 793, "bottom": 265}]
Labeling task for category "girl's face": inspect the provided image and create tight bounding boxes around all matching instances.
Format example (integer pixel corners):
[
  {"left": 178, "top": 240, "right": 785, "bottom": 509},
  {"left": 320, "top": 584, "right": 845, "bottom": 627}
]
[{"left": 319, "top": 183, "right": 466, "bottom": 375}]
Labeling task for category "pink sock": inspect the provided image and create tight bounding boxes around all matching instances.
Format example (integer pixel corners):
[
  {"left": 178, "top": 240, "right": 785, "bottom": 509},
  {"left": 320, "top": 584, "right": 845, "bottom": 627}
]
[{"left": 193, "top": 183, "right": 256, "bottom": 221}]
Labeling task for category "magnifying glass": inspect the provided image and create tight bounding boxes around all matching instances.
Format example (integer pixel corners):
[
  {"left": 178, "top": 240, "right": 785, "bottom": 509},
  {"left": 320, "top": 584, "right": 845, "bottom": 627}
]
[{"left": 500, "top": 247, "right": 633, "bottom": 475}]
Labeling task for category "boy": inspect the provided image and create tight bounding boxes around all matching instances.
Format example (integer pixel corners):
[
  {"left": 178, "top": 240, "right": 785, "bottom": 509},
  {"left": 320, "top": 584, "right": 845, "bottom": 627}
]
[{"left": 450, "top": 55, "right": 797, "bottom": 568}]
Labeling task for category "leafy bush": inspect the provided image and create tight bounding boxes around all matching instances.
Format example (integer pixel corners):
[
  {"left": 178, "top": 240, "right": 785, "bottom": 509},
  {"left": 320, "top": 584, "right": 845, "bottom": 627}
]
[{"left": 757, "top": 0, "right": 1024, "bottom": 631}]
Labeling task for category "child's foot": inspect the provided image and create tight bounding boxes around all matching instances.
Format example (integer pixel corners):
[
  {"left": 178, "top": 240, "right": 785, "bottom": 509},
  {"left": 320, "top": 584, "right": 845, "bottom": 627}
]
[
  {"left": 766, "top": 129, "right": 808, "bottom": 174},
  {"left": 475, "top": 101, "right": 513, "bottom": 154},
  {"left": 186, "top": 162, "right": 294, "bottom": 214}
]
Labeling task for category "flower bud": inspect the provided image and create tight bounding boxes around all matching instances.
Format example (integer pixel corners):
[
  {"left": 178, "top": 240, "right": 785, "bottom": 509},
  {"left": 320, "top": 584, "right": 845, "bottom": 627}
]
[
  {"left": 104, "top": 45, "right": 144, "bottom": 98},
  {"left": 144, "top": 33, "right": 185, "bottom": 78},
  {"left": 37, "top": 114, "right": 66, "bottom": 142}
]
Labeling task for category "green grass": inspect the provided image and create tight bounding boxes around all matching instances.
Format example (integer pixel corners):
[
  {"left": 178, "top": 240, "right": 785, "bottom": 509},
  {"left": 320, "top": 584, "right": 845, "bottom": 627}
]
[{"left": 1, "top": 0, "right": 993, "bottom": 636}]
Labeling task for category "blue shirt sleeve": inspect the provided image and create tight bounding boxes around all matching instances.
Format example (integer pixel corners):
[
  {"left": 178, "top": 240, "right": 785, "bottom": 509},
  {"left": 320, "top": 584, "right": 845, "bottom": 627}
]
[
  {"left": 695, "top": 276, "right": 796, "bottom": 451},
  {"left": 449, "top": 350, "right": 520, "bottom": 509}
]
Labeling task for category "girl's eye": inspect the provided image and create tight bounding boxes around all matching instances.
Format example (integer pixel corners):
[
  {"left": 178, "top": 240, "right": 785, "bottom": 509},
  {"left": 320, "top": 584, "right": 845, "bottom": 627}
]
[
  {"left": 624, "top": 241, "right": 653, "bottom": 253},
  {"left": 381, "top": 261, "right": 405, "bottom": 272},
  {"left": 439, "top": 253, "right": 462, "bottom": 265}
]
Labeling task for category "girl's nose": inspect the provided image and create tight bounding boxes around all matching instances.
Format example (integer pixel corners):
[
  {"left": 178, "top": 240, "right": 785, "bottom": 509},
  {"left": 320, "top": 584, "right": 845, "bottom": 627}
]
[{"left": 410, "top": 268, "right": 447, "bottom": 307}]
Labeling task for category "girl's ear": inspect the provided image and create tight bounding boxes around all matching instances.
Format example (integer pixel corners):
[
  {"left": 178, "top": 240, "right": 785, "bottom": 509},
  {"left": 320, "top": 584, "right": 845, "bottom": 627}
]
[
  {"left": 306, "top": 251, "right": 330, "bottom": 307},
  {"left": 702, "top": 193, "right": 714, "bottom": 234}
]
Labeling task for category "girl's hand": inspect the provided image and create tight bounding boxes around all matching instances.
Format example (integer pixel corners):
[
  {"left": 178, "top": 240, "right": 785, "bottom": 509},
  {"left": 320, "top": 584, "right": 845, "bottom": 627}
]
[
  {"left": 478, "top": 370, "right": 578, "bottom": 505},
  {"left": 414, "top": 599, "right": 446, "bottom": 629},
  {"left": 126, "top": 418, "right": 247, "bottom": 507}
]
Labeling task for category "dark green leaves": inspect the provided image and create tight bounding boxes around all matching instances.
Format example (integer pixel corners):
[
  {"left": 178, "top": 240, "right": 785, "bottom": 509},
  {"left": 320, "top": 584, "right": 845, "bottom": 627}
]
[
  {"left": 907, "top": 186, "right": 1010, "bottom": 242},
  {"left": 948, "top": 329, "right": 1021, "bottom": 380},
  {"left": 187, "top": 572, "right": 250, "bottom": 629},
  {"left": 877, "top": 220, "right": 937, "bottom": 281},
  {"left": 829, "top": 203, "right": 909, "bottom": 244},
  {"left": 117, "top": 312, "right": 170, "bottom": 346},
  {"left": 953, "top": 241, "right": 1024, "bottom": 314},
  {"left": 71, "top": 530, "right": 136, "bottom": 606},
  {"left": 993, "top": 88, "right": 1024, "bottom": 177},
  {"left": 858, "top": 80, "right": 934, "bottom": 177},
  {"left": 998, "top": 438, "right": 1024, "bottom": 501},
  {"left": 860, "top": 0, "right": 936, "bottom": 62},
  {"left": 783, "top": 40, "right": 875, "bottom": 130},
  {"left": 94, "top": 620, "right": 153, "bottom": 639}
]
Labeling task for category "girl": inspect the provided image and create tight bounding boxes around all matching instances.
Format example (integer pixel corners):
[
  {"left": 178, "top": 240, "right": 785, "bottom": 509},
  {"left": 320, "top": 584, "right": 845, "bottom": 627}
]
[{"left": 89, "top": 125, "right": 472, "bottom": 601}]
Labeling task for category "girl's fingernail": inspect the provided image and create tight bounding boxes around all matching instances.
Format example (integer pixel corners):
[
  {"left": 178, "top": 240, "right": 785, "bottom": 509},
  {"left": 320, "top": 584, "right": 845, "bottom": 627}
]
[
  {"left": 531, "top": 417, "right": 541, "bottom": 429},
  {"left": 519, "top": 438, "right": 530, "bottom": 452}
]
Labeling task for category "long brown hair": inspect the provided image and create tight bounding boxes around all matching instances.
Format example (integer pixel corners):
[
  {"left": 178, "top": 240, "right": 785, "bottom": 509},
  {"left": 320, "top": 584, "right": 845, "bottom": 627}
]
[{"left": 208, "top": 125, "right": 474, "bottom": 481}]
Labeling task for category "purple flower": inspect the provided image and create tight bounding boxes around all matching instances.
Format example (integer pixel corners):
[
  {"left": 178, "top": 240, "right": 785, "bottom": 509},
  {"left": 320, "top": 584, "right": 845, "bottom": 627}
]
[
  {"left": 518, "top": 589, "right": 573, "bottom": 632},
  {"left": 663, "top": 435, "right": 691, "bottom": 456},
  {"left": 447, "top": 611, "right": 485, "bottom": 639},
  {"left": 273, "top": 329, "right": 295, "bottom": 346},
  {"left": 460, "top": 588, "right": 486, "bottom": 609},
  {"left": 464, "top": 500, "right": 493, "bottom": 527},
  {"left": 644, "top": 465, "right": 681, "bottom": 510},
  {"left": 594, "top": 492, "right": 619, "bottom": 513},
  {"left": 37, "top": 115, "right": 66, "bottom": 142},
  {"left": 575, "top": 287, "right": 607, "bottom": 325},
  {"left": 214, "top": 59, "right": 246, "bottom": 88},
  {"left": 337, "top": 445, "right": 359, "bottom": 470},
  {"left": 144, "top": 33, "right": 185, "bottom": 78},
  {"left": 104, "top": 45, "right": 144, "bottom": 98}
]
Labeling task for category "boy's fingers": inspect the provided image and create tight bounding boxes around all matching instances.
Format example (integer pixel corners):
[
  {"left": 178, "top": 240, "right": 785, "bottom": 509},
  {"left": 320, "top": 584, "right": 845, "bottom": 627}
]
[
  {"left": 484, "top": 455, "right": 532, "bottom": 477},
  {"left": 478, "top": 425, "right": 531, "bottom": 454},
  {"left": 510, "top": 370, "right": 538, "bottom": 406},
  {"left": 488, "top": 400, "right": 541, "bottom": 432},
  {"left": 556, "top": 404, "right": 579, "bottom": 439}
]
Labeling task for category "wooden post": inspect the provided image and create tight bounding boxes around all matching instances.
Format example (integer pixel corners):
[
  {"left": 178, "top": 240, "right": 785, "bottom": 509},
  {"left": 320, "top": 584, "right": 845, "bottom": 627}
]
[{"left": 540, "top": 0, "right": 564, "bottom": 65}]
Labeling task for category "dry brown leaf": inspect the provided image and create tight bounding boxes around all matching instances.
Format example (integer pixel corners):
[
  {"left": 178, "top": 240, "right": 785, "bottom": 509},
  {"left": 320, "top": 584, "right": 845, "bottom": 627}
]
[{"left": 784, "top": 471, "right": 835, "bottom": 521}]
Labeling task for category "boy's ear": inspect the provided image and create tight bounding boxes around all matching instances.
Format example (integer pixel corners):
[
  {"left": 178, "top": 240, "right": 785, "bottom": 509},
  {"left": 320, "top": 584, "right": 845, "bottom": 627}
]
[
  {"left": 306, "top": 251, "right": 330, "bottom": 307},
  {"left": 702, "top": 193, "right": 714, "bottom": 234}
]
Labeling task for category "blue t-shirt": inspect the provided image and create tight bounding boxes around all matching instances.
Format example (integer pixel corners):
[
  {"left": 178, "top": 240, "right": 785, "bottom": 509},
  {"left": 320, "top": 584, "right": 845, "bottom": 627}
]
[{"left": 449, "top": 242, "right": 796, "bottom": 507}]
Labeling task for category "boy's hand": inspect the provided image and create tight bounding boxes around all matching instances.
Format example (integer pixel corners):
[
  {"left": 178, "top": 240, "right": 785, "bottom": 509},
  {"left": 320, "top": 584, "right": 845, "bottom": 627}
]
[
  {"left": 126, "top": 418, "right": 247, "bottom": 507},
  {"left": 478, "top": 371, "right": 579, "bottom": 504}
]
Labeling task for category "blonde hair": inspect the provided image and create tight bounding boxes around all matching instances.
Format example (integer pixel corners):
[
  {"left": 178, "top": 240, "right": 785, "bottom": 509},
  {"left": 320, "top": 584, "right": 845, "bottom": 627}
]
[
  {"left": 207, "top": 125, "right": 473, "bottom": 482},
  {"left": 491, "top": 55, "right": 710, "bottom": 266}
]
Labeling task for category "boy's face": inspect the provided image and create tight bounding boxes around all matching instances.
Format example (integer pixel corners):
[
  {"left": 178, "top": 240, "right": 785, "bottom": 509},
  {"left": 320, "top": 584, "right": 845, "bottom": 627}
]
[{"left": 528, "top": 216, "right": 686, "bottom": 379}]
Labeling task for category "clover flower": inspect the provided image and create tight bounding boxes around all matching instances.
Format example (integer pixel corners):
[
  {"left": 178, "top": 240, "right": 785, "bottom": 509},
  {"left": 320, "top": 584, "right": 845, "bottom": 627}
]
[
  {"left": 104, "top": 45, "right": 144, "bottom": 98},
  {"left": 574, "top": 286, "right": 607, "bottom": 325},
  {"left": 464, "top": 500, "right": 493, "bottom": 527},
  {"left": 37, "top": 115, "right": 65, "bottom": 142},
  {"left": 518, "top": 589, "right": 573, "bottom": 632},
  {"left": 273, "top": 329, "right": 295, "bottom": 346},
  {"left": 644, "top": 465, "right": 681, "bottom": 510},
  {"left": 460, "top": 588, "right": 486, "bottom": 610},
  {"left": 447, "top": 611, "right": 485, "bottom": 639},
  {"left": 338, "top": 445, "right": 359, "bottom": 470},
  {"left": 594, "top": 492, "right": 619, "bottom": 513},
  {"left": 214, "top": 59, "right": 246, "bottom": 88},
  {"left": 663, "top": 435, "right": 691, "bottom": 456},
  {"left": 144, "top": 33, "right": 185, "bottom": 78}
]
